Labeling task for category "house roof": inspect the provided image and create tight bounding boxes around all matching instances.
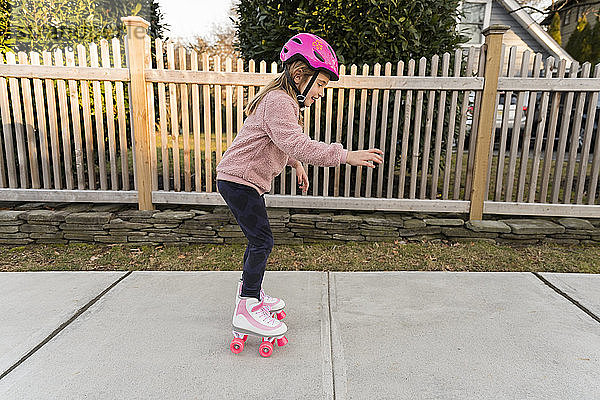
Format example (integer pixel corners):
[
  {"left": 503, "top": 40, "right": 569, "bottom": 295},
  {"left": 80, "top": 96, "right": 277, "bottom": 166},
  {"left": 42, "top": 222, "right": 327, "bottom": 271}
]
[{"left": 497, "top": 0, "right": 575, "bottom": 63}]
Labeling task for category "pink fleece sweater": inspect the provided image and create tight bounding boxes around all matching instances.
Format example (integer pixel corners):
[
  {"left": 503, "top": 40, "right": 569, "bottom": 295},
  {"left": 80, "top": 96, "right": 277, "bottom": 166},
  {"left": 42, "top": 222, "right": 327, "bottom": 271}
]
[{"left": 216, "top": 89, "right": 348, "bottom": 195}]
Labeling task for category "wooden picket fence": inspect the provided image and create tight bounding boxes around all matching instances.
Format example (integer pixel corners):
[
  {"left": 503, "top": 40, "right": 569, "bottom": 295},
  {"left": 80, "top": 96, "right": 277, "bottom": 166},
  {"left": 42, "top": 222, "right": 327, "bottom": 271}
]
[{"left": 0, "top": 18, "right": 598, "bottom": 218}]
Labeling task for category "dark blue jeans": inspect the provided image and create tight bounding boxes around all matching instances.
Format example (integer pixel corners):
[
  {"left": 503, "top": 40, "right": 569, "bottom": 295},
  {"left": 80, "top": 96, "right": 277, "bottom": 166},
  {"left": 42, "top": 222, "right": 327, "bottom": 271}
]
[{"left": 216, "top": 179, "right": 274, "bottom": 300}]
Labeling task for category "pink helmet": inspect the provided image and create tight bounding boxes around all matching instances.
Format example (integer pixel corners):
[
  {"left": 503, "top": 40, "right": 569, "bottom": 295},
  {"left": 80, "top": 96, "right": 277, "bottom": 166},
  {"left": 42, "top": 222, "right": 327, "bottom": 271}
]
[{"left": 280, "top": 33, "right": 339, "bottom": 81}]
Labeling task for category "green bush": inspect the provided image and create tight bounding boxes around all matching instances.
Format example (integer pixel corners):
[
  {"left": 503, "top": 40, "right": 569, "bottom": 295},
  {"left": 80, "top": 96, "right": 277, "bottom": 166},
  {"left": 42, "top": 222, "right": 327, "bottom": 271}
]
[{"left": 234, "top": 0, "right": 467, "bottom": 66}]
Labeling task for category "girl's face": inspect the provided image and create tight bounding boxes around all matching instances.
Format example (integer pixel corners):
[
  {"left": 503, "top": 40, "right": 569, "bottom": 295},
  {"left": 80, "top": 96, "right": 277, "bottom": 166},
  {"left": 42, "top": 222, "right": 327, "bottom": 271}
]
[{"left": 294, "top": 71, "right": 330, "bottom": 107}]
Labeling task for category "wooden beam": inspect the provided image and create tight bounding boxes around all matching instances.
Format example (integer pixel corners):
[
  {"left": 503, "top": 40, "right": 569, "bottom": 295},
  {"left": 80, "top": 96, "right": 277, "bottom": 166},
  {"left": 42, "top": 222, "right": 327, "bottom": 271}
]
[
  {"left": 0, "top": 64, "right": 129, "bottom": 81},
  {"left": 122, "top": 16, "right": 153, "bottom": 210},
  {"left": 145, "top": 69, "right": 484, "bottom": 90},
  {"left": 469, "top": 25, "right": 510, "bottom": 221}
]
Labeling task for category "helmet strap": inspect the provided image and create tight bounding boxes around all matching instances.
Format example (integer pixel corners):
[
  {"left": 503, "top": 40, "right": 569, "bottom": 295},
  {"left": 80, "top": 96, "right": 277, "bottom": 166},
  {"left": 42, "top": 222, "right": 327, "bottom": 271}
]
[{"left": 284, "top": 66, "right": 320, "bottom": 108}]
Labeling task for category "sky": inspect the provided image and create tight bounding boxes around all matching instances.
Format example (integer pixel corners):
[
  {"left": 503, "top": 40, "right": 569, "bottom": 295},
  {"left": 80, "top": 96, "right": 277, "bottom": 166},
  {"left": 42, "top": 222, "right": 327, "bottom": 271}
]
[
  {"left": 156, "top": 0, "right": 553, "bottom": 42},
  {"left": 158, "top": 0, "right": 234, "bottom": 42}
]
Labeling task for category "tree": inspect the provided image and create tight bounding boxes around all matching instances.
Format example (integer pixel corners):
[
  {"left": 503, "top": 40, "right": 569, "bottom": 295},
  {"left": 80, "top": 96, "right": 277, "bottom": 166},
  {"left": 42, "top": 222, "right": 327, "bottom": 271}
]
[
  {"left": 185, "top": 24, "right": 240, "bottom": 70},
  {"left": 548, "top": 12, "right": 561, "bottom": 45},
  {"left": 233, "top": 0, "right": 467, "bottom": 66},
  {"left": 1, "top": 0, "right": 169, "bottom": 54},
  {"left": 565, "top": 14, "right": 600, "bottom": 65}
]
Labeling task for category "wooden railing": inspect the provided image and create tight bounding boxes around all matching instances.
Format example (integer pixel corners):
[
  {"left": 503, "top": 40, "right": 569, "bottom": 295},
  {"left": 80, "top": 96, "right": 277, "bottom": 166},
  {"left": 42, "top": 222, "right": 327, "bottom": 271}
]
[{"left": 0, "top": 17, "right": 598, "bottom": 219}]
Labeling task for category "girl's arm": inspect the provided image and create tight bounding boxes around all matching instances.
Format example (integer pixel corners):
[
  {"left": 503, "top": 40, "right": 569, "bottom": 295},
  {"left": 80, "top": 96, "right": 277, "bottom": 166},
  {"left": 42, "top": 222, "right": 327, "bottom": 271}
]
[
  {"left": 287, "top": 157, "right": 299, "bottom": 168},
  {"left": 263, "top": 93, "right": 346, "bottom": 167}
]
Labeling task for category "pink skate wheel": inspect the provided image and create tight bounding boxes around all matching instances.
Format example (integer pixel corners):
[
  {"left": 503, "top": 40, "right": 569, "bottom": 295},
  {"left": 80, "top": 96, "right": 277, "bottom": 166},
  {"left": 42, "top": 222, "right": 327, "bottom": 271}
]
[
  {"left": 276, "top": 310, "right": 287, "bottom": 320},
  {"left": 276, "top": 336, "right": 288, "bottom": 347},
  {"left": 259, "top": 341, "right": 274, "bottom": 357},
  {"left": 230, "top": 338, "right": 244, "bottom": 354}
]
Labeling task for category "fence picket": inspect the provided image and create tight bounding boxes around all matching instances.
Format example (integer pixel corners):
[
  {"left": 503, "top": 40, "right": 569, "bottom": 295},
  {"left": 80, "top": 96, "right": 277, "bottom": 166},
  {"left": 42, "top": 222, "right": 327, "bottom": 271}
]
[
  {"left": 7, "top": 53, "right": 29, "bottom": 188},
  {"left": 377, "top": 62, "right": 392, "bottom": 198},
  {"left": 236, "top": 59, "right": 244, "bottom": 144},
  {"left": 366, "top": 63, "right": 380, "bottom": 197},
  {"left": 248, "top": 59, "right": 255, "bottom": 101},
  {"left": 29, "top": 52, "right": 52, "bottom": 188},
  {"left": 76, "top": 44, "right": 96, "bottom": 189},
  {"left": 155, "top": 39, "right": 169, "bottom": 191},
  {"left": 334, "top": 64, "right": 346, "bottom": 197},
  {"left": 354, "top": 64, "right": 369, "bottom": 197},
  {"left": 202, "top": 53, "right": 213, "bottom": 192},
  {"left": 502, "top": 48, "right": 522, "bottom": 201},
  {"left": 166, "top": 43, "right": 181, "bottom": 191},
  {"left": 420, "top": 55, "right": 438, "bottom": 199},
  {"left": 528, "top": 56, "right": 555, "bottom": 203},
  {"left": 1, "top": 53, "right": 17, "bottom": 188},
  {"left": 453, "top": 47, "right": 475, "bottom": 200},
  {"left": 53, "top": 49, "right": 75, "bottom": 190},
  {"left": 443, "top": 50, "right": 461, "bottom": 200},
  {"left": 517, "top": 53, "right": 543, "bottom": 201},
  {"left": 300, "top": 103, "right": 310, "bottom": 196},
  {"left": 505, "top": 50, "right": 531, "bottom": 201},
  {"left": 42, "top": 51, "right": 63, "bottom": 189},
  {"left": 386, "top": 61, "right": 403, "bottom": 199},
  {"left": 431, "top": 53, "right": 450, "bottom": 199},
  {"left": 324, "top": 84, "right": 334, "bottom": 197},
  {"left": 313, "top": 95, "right": 322, "bottom": 195},
  {"left": 225, "top": 58, "right": 233, "bottom": 148},
  {"left": 563, "top": 62, "right": 590, "bottom": 203},
  {"left": 15, "top": 52, "right": 37, "bottom": 188},
  {"left": 410, "top": 57, "right": 427, "bottom": 199},
  {"left": 178, "top": 47, "right": 191, "bottom": 192},
  {"left": 99, "top": 40, "right": 118, "bottom": 190},
  {"left": 344, "top": 64, "right": 357, "bottom": 197},
  {"left": 64, "top": 50, "right": 85, "bottom": 189},
  {"left": 540, "top": 59, "right": 567, "bottom": 202},
  {"left": 190, "top": 50, "right": 202, "bottom": 192},
  {"left": 588, "top": 86, "right": 600, "bottom": 204},
  {"left": 215, "top": 55, "right": 223, "bottom": 169},
  {"left": 398, "top": 59, "right": 415, "bottom": 198},
  {"left": 88, "top": 43, "right": 108, "bottom": 189},
  {"left": 576, "top": 64, "right": 600, "bottom": 203},
  {"left": 551, "top": 62, "right": 578, "bottom": 203}
]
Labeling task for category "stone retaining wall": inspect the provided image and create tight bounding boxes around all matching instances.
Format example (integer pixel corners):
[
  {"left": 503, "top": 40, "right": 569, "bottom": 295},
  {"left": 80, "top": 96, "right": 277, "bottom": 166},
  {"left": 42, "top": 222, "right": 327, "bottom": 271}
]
[{"left": 0, "top": 202, "right": 599, "bottom": 246}]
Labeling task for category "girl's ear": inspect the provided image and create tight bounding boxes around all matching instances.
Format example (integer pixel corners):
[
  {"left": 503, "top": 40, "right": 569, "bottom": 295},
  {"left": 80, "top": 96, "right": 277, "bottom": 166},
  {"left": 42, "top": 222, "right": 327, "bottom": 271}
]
[{"left": 292, "top": 72, "right": 302, "bottom": 85}]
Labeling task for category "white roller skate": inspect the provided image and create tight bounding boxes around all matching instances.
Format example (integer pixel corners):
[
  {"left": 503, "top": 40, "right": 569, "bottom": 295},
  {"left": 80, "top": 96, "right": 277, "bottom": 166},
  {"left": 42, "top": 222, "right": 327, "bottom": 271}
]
[
  {"left": 236, "top": 280, "right": 287, "bottom": 320},
  {"left": 230, "top": 295, "right": 288, "bottom": 357}
]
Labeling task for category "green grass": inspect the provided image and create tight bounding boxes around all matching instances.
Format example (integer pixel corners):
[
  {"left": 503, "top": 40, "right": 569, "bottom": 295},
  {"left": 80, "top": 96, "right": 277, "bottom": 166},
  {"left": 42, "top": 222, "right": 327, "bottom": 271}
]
[{"left": 1, "top": 241, "right": 599, "bottom": 273}]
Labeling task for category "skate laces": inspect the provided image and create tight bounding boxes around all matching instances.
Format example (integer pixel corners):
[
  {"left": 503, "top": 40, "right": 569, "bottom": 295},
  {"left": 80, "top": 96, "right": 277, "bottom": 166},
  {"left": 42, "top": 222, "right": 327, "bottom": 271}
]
[
  {"left": 260, "top": 288, "right": 275, "bottom": 303},
  {"left": 254, "top": 300, "right": 276, "bottom": 324}
]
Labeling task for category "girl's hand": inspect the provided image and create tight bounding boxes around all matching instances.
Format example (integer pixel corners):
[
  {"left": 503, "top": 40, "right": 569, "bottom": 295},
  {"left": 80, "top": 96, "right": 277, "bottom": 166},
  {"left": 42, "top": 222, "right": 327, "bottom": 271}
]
[
  {"left": 346, "top": 149, "right": 385, "bottom": 168},
  {"left": 295, "top": 162, "right": 309, "bottom": 192}
]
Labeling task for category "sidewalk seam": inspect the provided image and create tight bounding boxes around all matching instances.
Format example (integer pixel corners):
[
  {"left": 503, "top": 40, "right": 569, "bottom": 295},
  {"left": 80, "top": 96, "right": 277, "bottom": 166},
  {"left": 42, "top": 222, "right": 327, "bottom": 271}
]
[
  {"left": 0, "top": 270, "right": 133, "bottom": 381},
  {"left": 532, "top": 272, "right": 600, "bottom": 324},
  {"left": 327, "top": 271, "right": 336, "bottom": 400}
]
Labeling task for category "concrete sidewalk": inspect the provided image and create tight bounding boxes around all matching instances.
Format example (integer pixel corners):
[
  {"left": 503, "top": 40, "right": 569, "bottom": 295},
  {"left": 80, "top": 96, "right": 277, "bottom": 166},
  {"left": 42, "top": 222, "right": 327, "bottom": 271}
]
[{"left": 0, "top": 271, "right": 599, "bottom": 399}]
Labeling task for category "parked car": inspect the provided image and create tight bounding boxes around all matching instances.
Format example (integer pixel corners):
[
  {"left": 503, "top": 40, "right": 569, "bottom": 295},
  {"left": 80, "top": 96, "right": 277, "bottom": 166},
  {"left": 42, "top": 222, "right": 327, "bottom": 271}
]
[
  {"left": 465, "top": 91, "right": 529, "bottom": 149},
  {"left": 464, "top": 90, "right": 599, "bottom": 154},
  {"left": 545, "top": 94, "right": 599, "bottom": 154}
]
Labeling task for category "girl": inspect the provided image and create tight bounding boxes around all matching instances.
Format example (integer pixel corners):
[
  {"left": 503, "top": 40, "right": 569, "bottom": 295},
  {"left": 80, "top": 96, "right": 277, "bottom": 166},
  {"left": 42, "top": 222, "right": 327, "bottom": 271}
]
[{"left": 216, "top": 33, "right": 384, "bottom": 347}]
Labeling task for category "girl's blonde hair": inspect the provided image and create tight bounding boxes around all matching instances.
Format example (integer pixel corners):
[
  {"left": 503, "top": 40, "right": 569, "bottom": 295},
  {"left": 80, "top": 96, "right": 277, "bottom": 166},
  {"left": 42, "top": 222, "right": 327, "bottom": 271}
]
[{"left": 244, "top": 60, "right": 315, "bottom": 122}]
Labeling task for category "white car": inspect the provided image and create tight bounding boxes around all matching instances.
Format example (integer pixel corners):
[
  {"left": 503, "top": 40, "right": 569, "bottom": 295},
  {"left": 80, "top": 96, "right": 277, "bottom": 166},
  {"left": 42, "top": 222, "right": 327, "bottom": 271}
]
[{"left": 466, "top": 91, "right": 528, "bottom": 131}]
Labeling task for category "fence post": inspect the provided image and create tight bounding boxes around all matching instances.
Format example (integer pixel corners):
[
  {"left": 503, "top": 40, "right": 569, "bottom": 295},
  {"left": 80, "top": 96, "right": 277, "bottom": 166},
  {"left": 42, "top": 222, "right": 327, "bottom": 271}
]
[
  {"left": 122, "top": 16, "right": 153, "bottom": 210},
  {"left": 469, "top": 25, "right": 509, "bottom": 221}
]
